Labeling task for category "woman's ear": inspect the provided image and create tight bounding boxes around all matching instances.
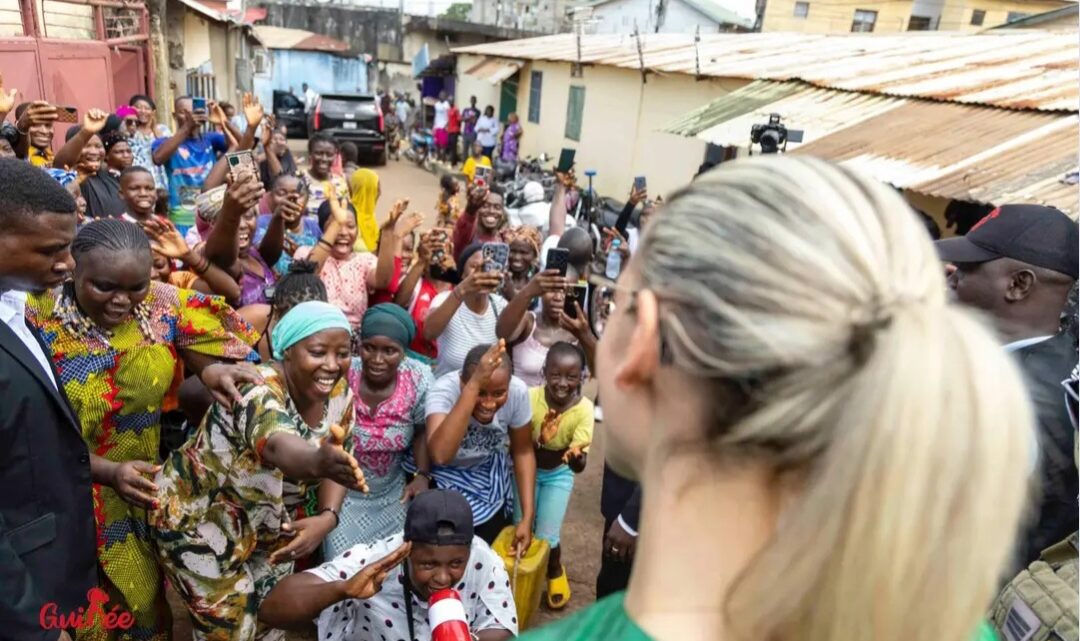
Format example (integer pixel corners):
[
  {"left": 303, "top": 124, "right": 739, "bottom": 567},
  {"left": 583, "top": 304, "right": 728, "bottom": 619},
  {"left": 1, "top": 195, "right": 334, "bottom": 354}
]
[{"left": 614, "top": 289, "right": 661, "bottom": 391}]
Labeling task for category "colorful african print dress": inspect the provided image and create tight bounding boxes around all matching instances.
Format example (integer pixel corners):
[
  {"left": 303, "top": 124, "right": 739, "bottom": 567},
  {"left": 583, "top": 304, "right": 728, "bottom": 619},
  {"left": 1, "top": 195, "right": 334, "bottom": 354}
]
[
  {"left": 150, "top": 365, "right": 354, "bottom": 641},
  {"left": 324, "top": 356, "right": 432, "bottom": 558},
  {"left": 25, "top": 281, "right": 257, "bottom": 641}
]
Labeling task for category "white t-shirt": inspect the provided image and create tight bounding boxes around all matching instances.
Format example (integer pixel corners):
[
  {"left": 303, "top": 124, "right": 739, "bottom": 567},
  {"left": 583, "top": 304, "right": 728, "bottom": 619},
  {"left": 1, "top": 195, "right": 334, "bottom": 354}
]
[
  {"left": 310, "top": 533, "right": 519, "bottom": 641},
  {"left": 304, "top": 88, "right": 319, "bottom": 112},
  {"left": 475, "top": 115, "right": 499, "bottom": 147},
  {"left": 428, "top": 292, "right": 508, "bottom": 378},
  {"left": 426, "top": 372, "right": 532, "bottom": 467},
  {"left": 433, "top": 100, "right": 451, "bottom": 130}
]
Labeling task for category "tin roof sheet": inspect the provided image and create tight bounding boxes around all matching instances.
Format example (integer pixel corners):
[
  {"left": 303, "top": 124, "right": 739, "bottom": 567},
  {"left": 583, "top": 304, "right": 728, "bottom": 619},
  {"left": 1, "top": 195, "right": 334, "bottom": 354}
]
[
  {"left": 252, "top": 25, "right": 350, "bottom": 53},
  {"left": 454, "top": 32, "right": 1079, "bottom": 111}
]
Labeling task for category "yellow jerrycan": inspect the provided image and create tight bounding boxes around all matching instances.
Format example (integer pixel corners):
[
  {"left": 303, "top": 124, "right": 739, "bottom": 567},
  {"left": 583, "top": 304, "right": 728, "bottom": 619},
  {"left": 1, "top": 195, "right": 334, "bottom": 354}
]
[{"left": 491, "top": 526, "right": 550, "bottom": 631}]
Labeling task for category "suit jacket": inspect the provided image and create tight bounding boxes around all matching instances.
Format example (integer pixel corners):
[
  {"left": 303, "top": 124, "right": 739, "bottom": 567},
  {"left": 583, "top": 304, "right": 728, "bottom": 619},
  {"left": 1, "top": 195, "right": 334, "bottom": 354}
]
[
  {"left": 0, "top": 317, "right": 97, "bottom": 641},
  {"left": 601, "top": 463, "right": 641, "bottom": 531},
  {"left": 1013, "top": 331, "right": 1079, "bottom": 571}
]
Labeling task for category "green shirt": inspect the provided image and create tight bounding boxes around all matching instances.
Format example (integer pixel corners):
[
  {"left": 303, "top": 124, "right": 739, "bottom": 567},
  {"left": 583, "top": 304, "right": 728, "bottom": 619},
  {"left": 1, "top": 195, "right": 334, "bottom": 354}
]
[
  {"left": 518, "top": 592, "right": 651, "bottom": 641},
  {"left": 518, "top": 592, "right": 998, "bottom": 641}
]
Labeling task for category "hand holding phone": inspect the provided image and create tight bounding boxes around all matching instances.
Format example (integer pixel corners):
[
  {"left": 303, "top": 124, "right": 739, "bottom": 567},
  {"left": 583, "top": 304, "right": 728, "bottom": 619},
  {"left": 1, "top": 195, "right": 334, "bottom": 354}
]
[
  {"left": 56, "top": 106, "right": 78, "bottom": 124},
  {"left": 482, "top": 242, "right": 509, "bottom": 273},
  {"left": 474, "top": 164, "right": 492, "bottom": 186},
  {"left": 226, "top": 151, "right": 256, "bottom": 181},
  {"left": 564, "top": 283, "right": 588, "bottom": 319},
  {"left": 557, "top": 148, "right": 576, "bottom": 174}
]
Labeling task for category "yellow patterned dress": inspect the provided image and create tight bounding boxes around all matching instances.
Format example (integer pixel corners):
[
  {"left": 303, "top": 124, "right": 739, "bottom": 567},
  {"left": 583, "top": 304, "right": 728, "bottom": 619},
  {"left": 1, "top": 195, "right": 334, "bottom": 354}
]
[{"left": 26, "top": 281, "right": 257, "bottom": 641}]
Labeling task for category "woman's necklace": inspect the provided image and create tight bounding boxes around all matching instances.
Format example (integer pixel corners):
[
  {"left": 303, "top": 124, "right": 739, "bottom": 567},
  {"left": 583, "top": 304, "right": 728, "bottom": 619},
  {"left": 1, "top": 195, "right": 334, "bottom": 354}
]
[{"left": 55, "top": 282, "right": 154, "bottom": 340}]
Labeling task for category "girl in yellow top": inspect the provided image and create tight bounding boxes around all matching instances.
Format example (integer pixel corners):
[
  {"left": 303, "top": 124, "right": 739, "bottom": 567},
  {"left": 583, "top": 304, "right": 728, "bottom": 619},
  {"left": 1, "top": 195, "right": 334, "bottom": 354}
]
[
  {"left": 519, "top": 341, "right": 593, "bottom": 610},
  {"left": 462, "top": 141, "right": 492, "bottom": 184}
]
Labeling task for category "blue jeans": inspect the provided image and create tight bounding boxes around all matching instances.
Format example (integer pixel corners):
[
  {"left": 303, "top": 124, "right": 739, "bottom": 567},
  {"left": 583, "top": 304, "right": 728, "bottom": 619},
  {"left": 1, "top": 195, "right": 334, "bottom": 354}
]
[{"left": 514, "top": 464, "right": 575, "bottom": 547}]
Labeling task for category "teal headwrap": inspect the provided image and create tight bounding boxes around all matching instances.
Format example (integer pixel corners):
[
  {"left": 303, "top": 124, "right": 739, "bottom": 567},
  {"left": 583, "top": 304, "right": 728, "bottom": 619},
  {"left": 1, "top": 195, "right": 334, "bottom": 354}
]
[
  {"left": 271, "top": 301, "right": 352, "bottom": 360},
  {"left": 360, "top": 303, "right": 416, "bottom": 349}
]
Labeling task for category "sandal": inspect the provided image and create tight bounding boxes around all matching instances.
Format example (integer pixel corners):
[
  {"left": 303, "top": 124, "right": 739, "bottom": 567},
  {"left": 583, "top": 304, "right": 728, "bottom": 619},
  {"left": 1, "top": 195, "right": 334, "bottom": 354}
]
[{"left": 546, "top": 565, "right": 571, "bottom": 610}]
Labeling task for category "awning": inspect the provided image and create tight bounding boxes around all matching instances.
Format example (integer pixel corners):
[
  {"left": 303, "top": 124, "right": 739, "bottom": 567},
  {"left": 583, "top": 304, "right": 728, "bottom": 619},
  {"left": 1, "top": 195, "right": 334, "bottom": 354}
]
[
  {"left": 464, "top": 57, "right": 524, "bottom": 85},
  {"left": 663, "top": 80, "right": 1079, "bottom": 216}
]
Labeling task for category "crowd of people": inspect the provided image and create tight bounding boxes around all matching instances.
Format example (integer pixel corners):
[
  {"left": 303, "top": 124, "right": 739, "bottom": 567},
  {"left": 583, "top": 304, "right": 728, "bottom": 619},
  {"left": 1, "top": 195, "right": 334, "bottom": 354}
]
[{"left": 0, "top": 78, "right": 1077, "bottom": 641}]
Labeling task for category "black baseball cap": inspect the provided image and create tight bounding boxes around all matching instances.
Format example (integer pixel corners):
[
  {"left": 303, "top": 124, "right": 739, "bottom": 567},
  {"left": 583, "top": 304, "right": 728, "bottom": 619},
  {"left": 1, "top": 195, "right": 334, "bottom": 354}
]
[
  {"left": 935, "top": 204, "right": 1079, "bottom": 280},
  {"left": 404, "top": 489, "right": 474, "bottom": 546}
]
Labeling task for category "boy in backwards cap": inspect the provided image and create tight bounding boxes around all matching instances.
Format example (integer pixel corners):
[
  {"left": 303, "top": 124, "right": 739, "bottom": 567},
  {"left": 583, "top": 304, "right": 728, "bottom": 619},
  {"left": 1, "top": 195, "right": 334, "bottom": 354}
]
[{"left": 260, "top": 489, "right": 518, "bottom": 640}]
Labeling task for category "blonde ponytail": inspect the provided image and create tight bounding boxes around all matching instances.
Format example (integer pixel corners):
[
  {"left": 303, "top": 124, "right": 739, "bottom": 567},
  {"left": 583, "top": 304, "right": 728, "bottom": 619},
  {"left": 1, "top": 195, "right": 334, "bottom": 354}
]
[{"left": 640, "top": 157, "right": 1034, "bottom": 641}]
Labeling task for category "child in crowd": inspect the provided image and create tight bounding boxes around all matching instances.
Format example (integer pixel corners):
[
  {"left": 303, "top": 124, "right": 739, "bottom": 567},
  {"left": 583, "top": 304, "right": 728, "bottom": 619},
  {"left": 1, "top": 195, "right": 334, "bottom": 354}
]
[{"left": 520, "top": 341, "right": 594, "bottom": 610}]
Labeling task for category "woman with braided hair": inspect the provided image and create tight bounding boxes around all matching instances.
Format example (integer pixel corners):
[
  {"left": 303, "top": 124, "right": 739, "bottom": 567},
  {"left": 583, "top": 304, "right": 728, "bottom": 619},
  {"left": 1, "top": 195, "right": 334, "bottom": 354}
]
[{"left": 24, "top": 218, "right": 259, "bottom": 641}]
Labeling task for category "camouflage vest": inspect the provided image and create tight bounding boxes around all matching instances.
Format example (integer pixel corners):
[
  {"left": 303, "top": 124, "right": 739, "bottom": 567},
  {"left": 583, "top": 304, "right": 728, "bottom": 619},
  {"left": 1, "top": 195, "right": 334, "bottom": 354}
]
[{"left": 991, "top": 532, "right": 1078, "bottom": 641}]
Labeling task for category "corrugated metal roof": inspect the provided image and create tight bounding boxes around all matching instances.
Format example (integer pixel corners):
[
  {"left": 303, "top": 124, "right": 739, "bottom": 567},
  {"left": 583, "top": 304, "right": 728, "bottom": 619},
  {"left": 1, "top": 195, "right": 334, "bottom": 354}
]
[
  {"left": 464, "top": 57, "right": 525, "bottom": 84},
  {"left": 453, "top": 32, "right": 1079, "bottom": 111},
  {"left": 664, "top": 80, "right": 909, "bottom": 147},
  {"left": 251, "top": 25, "right": 350, "bottom": 53}
]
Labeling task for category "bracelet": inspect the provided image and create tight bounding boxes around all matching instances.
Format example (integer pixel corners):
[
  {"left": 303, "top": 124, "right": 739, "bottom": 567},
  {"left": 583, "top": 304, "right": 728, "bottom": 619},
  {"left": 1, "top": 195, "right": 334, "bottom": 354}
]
[
  {"left": 318, "top": 507, "right": 340, "bottom": 527},
  {"left": 416, "top": 470, "right": 433, "bottom": 485},
  {"left": 318, "top": 238, "right": 333, "bottom": 250},
  {"left": 192, "top": 256, "right": 210, "bottom": 275}
]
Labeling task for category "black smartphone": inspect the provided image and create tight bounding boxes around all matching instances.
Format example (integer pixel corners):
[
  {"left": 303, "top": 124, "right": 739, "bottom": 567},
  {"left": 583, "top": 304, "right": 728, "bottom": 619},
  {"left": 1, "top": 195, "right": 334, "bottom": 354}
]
[
  {"left": 633, "top": 175, "right": 646, "bottom": 191},
  {"left": 564, "top": 283, "right": 588, "bottom": 319},
  {"left": 482, "top": 242, "right": 509, "bottom": 273},
  {"left": 557, "top": 148, "right": 576, "bottom": 173},
  {"left": 546, "top": 247, "right": 570, "bottom": 276},
  {"left": 192, "top": 97, "right": 207, "bottom": 112}
]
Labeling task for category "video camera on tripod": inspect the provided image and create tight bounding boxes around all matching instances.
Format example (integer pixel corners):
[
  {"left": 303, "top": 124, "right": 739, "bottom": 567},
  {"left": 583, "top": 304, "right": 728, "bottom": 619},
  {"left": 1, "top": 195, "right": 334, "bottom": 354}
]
[{"left": 750, "top": 113, "right": 804, "bottom": 154}]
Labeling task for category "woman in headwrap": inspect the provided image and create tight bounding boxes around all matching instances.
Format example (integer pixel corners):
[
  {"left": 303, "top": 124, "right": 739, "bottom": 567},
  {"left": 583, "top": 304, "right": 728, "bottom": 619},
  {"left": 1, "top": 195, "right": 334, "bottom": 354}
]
[
  {"left": 151, "top": 301, "right": 368, "bottom": 641},
  {"left": 80, "top": 123, "right": 131, "bottom": 219},
  {"left": 500, "top": 224, "right": 542, "bottom": 304},
  {"left": 348, "top": 166, "right": 381, "bottom": 252},
  {"left": 323, "top": 303, "right": 435, "bottom": 556}
]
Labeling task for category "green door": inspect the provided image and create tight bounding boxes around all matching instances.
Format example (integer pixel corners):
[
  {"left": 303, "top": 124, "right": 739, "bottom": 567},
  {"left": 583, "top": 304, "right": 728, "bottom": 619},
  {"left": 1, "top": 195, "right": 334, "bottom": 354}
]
[{"left": 499, "top": 71, "right": 519, "bottom": 122}]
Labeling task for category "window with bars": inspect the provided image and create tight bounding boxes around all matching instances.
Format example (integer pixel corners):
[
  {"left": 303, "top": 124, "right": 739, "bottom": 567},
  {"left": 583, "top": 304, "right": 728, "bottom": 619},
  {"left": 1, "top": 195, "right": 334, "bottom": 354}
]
[
  {"left": 850, "top": 8, "right": 877, "bottom": 31},
  {"left": 970, "top": 9, "right": 985, "bottom": 24},
  {"left": 565, "top": 85, "right": 585, "bottom": 142},
  {"left": 528, "top": 70, "right": 542, "bottom": 124},
  {"left": 793, "top": 2, "right": 809, "bottom": 18},
  {"left": 907, "top": 15, "right": 933, "bottom": 30}
]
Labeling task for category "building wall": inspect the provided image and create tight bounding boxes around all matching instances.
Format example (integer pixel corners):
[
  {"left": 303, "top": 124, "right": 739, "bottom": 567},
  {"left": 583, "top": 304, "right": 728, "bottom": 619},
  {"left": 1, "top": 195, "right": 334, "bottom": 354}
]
[
  {"left": 469, "top": 0, "right": 570, "bottom": 33},
  {"left": 259, "top": 2, "right": 400, "bottom": 58},
  {"left": 592, "top": 0, "right": 727, "bottom": 32},
  {"left": 254, "top": 49, "right": 367, "bottom": 108},
  {"left": 761, "top": 0, "right": 1069, "bottom": 31},
  {"left": 182, "top": 11, "right": 212, "bottom": 69},
  {"left": 463, "top": 57, "right": 748, "bottom": 199},
  {"left": 455, "top": 52, "right": 505, "bottom": 118}
]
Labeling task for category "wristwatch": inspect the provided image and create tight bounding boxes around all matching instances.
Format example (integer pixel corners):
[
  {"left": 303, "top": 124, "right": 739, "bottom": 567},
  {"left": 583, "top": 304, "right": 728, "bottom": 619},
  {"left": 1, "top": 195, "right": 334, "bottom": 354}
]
[{"left": 318, "top": 507, "right": 340, "bottom": 527}]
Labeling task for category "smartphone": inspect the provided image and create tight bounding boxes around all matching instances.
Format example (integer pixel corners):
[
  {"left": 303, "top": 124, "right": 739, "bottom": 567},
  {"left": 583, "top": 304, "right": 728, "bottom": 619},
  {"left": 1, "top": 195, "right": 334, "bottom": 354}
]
[
  {"left": 474, "top": 164, "right": 492, "bottom": 186},
  {"left": 192, "top": 97, "right": 207, "bottom": 112},
  {"left": 226, "top": 150, "right": 256, "bottom": 179},
  {"left": 546, "top": 247, "right": 570, "bottom": 277},
  {"left": 564, "top": 283, "right": 588, "bottom": 319},
  {"left": 481, "top": 242, "right": 509, "bottom": 273},
  {"left": 633, "top": 175, "right": 647, "bottom": 191},
  {"left": 56, "top": 106, "right": 78, "bottom": 124},
  {"left": 557, "top": 148, "right": 576, "bottom": 173}
]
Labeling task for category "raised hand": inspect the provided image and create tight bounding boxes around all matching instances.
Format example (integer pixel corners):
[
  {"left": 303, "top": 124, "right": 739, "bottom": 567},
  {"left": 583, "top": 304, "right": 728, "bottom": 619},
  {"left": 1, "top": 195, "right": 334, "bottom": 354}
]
[
  {"left": 321, "top": 426, "right": 368, "bottom": 492},
  {"left": 456, "top": 269, "right": 503, "bottom": 298},
  {"left": 528, "top": 269, "right": 566, "bottom": 298},
  {"left": 0, "top": 73, "right": 17, "bottom": 115},
  {"left": 242, "top": 92, "right": 264, "bottom": 128},
  {"left": 261, "top": 115, "right": 275, "bottom": 148},
  {"left": 538, "top": 409, "right": 560, "bottom": 445},
  {"left": 326, "top": 192, "right": 352, "bottom": 227},
  {"left": 274, "top": 191, "right": 304, "bottom": 226},
  {"left": 558, "top": 301, "right": 592, "bottom": 341},
  {"left": 111, "top": 460, "right": 161, "bottom": 510},
  {"left": 380, "top": 198, "right": 411, "bottom": 232},
  {"left": 208, "top": 101, "right": 227, "bottom": 125},
  {"left": 394, "top": 211, "right": 424, "bottom": 238},
  {"left": 17, "top": 101, "right": 57, "bottom": 131},
  {"left": 628, "top": 184, "right": 647, "bottom": 207},
  {"left": 141, "top": 216, "right": 190, "bottom": 259},
  {"left": 469, "top": 339, "right": 506, "bottom": 386},
  {"left": 342, "top": 542, "right": 412, "bottom": 599},
  {"left": 467, "top": 184, "right": 489, "bottom": 209},
  {"left": 82, "top": 108, "right": 108, "bottom": 134},
  {"left": 225, "top": 170, "right": 265, "bottom": 213}
]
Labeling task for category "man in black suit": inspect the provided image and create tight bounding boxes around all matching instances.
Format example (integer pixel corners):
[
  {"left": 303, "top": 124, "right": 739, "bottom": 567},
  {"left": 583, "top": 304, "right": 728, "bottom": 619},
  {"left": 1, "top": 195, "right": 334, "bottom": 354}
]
[
  {"left": 938, "top": 204, "right": 1079, "bottom": 571},
  {"left": 0, "top": 158, "right": 95, "bottom": 641},
  {"left": 596, "top": 463, "right": 641, "bottom": 599}
]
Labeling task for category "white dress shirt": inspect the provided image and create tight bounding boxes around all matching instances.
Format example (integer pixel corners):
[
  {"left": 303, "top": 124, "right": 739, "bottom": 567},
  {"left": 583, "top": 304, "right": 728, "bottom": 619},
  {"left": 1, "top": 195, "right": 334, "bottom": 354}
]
[{"left": 0, "top": 290, "right": 56, "bottom": 388}]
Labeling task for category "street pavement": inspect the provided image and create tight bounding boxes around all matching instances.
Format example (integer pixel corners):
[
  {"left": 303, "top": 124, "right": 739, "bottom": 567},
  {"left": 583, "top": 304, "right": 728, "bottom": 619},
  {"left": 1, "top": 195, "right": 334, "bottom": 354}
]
[{"left": 168, "top": 148, "right": 609, "bottom": 638}]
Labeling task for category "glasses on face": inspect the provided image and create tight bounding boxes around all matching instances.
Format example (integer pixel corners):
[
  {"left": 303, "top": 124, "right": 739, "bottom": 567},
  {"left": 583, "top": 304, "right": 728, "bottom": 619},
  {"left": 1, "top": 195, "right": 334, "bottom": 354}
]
[{"left": 123, "top": 119, "right": 137, "bottom": 127}]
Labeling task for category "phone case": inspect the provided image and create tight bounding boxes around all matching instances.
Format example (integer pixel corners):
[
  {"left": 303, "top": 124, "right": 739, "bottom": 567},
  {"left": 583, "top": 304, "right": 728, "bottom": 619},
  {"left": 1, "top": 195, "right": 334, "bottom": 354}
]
[
  {"left": 546, "top": 248, "right": 570, "bottom": 276},
  {"left": 482, "top": 243, "right": 509, "bottom": 273},
  {"left": 56, "top": 108, "right": 78, "bottom": 124},
  {"left": 564, "top": 284, "right": 588, "bottom": 318}
]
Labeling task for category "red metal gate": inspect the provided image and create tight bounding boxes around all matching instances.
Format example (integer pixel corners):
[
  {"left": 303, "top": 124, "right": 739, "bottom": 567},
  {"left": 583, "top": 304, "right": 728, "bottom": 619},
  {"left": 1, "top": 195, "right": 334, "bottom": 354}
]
[{"left": 0, "top": 0, "right": 152, "bottom": 145}]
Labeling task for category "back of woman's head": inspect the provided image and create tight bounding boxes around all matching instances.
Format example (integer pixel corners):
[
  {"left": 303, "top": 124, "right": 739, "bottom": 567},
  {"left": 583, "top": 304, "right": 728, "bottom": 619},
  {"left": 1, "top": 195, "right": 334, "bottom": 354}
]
[
  {"left": 273, "top": 259, "right": 327, "bottom": 314},
  {"left": 639, "top": 156, "right": 1034, "bottom": 641}
]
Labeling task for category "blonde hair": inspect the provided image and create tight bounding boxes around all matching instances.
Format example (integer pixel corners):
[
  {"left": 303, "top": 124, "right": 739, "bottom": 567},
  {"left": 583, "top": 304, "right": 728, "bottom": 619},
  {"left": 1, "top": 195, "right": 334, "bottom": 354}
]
[{"left": 640, "top": 156, "right": 1034, "bottom": 641}]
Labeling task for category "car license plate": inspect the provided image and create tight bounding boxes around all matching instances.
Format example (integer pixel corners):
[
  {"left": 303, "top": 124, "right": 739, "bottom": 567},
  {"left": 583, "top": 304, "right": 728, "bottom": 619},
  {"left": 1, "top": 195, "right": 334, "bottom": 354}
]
[{"left": 342, "top": 121, "right": 357, "bottom": 130}]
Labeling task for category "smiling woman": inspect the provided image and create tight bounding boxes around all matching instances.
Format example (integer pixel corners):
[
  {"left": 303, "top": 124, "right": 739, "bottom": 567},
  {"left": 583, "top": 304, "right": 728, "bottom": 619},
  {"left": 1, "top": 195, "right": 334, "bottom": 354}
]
[
  {"left": 24, "top": 218, "right": 258, "bottom": 641},
  {"left": 150, "top": 301, "right": 369, "bottom": 641}
]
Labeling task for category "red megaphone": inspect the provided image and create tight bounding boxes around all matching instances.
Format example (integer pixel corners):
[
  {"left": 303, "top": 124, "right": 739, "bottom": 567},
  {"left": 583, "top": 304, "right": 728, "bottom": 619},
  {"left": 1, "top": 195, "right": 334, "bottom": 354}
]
[{"left": 428, "top": 588, "right": 471, "bottom": 641}]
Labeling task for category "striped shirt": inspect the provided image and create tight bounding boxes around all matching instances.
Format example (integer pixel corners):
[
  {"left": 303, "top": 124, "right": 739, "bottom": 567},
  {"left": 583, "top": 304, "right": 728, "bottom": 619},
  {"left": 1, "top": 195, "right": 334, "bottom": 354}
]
[{"left": 429, "top": 292, "right": 508, "bottom": 378}]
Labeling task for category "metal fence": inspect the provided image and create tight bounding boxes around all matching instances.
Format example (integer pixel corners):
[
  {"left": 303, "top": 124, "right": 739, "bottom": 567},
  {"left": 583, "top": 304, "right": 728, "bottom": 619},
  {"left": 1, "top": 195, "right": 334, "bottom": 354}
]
[{"left": 186, "top": 71, "right": 216, "bottom": 101}]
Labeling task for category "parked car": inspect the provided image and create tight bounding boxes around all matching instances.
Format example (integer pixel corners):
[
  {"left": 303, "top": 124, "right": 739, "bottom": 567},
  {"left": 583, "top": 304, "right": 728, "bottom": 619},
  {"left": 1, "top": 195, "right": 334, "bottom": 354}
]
[
  {"left": 307, "top": 93, "right": 385, "bottom": 165},
  {"left": 272, "top": 90, "right": 307, "bottom": 139}
]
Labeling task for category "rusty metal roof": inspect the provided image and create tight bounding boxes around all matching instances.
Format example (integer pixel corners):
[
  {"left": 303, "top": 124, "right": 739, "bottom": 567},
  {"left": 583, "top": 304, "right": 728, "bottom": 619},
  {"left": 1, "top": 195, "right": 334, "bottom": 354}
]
[{"left": 453, "top": 32, "right": 1079, "bottom": 112}]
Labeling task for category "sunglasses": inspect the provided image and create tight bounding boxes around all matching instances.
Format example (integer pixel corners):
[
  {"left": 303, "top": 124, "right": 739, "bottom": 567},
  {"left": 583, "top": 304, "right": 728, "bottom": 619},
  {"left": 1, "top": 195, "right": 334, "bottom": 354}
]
[{"left": 123, "top": 118, "right": 137, "bottom": 126}]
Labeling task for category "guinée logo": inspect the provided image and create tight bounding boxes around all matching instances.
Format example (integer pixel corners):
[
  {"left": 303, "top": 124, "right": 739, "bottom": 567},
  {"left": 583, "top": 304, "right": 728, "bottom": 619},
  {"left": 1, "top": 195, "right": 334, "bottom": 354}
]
[{"left": 39, "top": 588, "right": 135, "bottom": 631}]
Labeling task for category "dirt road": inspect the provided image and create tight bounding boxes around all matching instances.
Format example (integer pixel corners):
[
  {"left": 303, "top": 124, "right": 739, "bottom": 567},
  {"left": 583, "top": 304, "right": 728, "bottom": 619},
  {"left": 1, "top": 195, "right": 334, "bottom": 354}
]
[{"left": 168, "top": 152, "right": 611, "bottom": 638}]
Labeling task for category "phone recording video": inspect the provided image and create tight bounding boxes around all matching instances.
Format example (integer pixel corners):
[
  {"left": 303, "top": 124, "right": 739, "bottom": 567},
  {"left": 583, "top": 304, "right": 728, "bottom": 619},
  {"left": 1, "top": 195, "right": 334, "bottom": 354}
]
[
  {"left": 474, "top": 164, "right": 492, "bottom": 187},
  {"left": 546, "top": 247, "right": 570, "bottom": 277},
  {"left": 191, "top": 97, "right": 207, "bottom": 112},
  {"left": 557, "top": 148, "right": 576, "bottom": 173},
  {"left": 564, "top": 283, "right": 588, "bottom": 319},
  {"left": 56, "top": 106, "right": 78, "bottom": 124},
  {"left": 482, "top": 242, "right": 509, "bottom": 273}
]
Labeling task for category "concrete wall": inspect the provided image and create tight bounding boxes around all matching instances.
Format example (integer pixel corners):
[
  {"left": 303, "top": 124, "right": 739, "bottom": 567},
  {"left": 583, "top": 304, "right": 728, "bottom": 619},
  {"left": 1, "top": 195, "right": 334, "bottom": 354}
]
[
  {"left": 258, "top": 2, "right": 400, "bottom": 58},
  {"left": 761, "top": 0, "right": 1069, "bottom": 31},
  {"left": 462, "top": 57, "right": 747, "bottom": 200},
  {"left": 254, "top": 49, "right": 367, "bottom": 108},
  {"left": 592, "top": 0, "right": 725, "bottom": 33},
  {"left": 454, "top": 52, "right": 504, "bottom": 117}
]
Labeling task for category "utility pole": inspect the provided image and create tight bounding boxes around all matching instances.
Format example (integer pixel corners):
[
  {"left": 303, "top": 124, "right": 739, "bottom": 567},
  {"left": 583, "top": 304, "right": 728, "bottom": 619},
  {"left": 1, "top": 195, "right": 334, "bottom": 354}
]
[{"left": 398, "top": 0, "right": 405, "bottom": 61}]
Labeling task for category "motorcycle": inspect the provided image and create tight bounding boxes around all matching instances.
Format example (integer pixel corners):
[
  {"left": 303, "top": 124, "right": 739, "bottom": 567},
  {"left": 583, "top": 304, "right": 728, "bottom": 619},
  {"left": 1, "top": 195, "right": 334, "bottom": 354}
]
[{"left": 403, "top": 127, "right": 434, "bottom": 168}]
